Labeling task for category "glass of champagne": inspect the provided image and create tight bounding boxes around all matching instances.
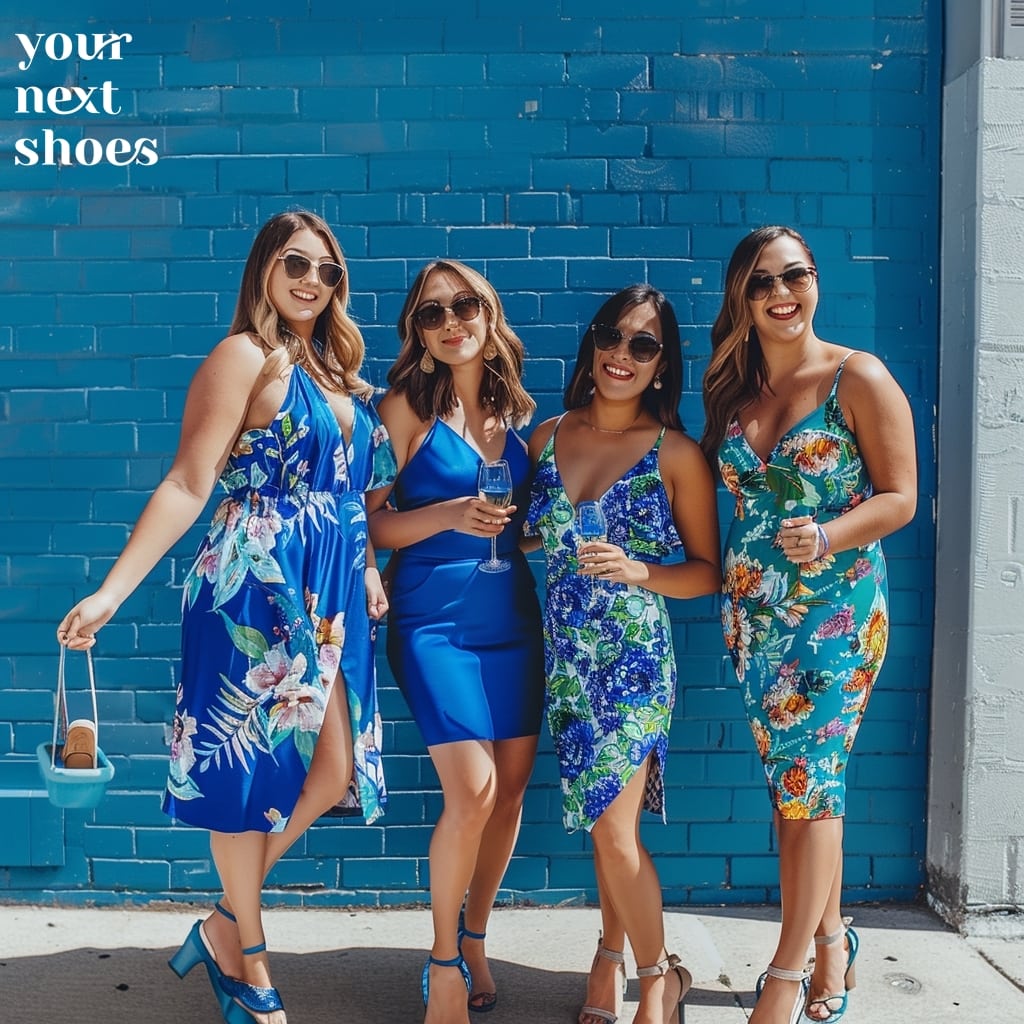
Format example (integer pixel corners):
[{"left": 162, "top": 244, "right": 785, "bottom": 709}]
[
  {"left": 575, "top": 500, "right": 608, "bottom": 588},
  {"left": 477, "top": 459, "right": 513, "bottom": 574}
]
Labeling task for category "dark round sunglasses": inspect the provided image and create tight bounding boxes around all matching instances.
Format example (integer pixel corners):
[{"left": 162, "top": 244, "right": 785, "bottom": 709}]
[
  {"left": 746, "top": 266, "right": 817, "bottom": 301},
  {"left": 276, "top": 253, "right": 345, "bottom": 289},
  {"left": 591, "top": 323, "right": 663, "bottom": 364},
  {"left": 413, "top": 296, "right": 484, "bottom": 331}
]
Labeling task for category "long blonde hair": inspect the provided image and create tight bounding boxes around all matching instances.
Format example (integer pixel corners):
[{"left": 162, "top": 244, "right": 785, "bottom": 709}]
[
  {"left": 230, "top": 210, "right": 373, "bottom": 399},
  {"left": 699, "top": 225, "right": 816, "bottom": 462},
  {"left": 387, "top": 260, "right": 536, "bottom": 428}
]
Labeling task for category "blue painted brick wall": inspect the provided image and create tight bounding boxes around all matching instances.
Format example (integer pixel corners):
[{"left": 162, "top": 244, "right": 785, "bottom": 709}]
[{"left": 0, "top": 1, "right": 939, "bottom": 906}]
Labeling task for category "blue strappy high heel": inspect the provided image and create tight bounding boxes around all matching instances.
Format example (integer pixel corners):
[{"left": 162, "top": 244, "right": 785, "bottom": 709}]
[
  {"left": 802, "top": 924, "right": 859, "bottom": 1023},
  {"left": 218, "top": 941, "right": 285, "bottom": 1021},
  {"left": 421, "top": 953, "right": 472, "bottom": 1008},
  {"left": 458, "top": 909, "right": 497, "bottom": 1013},
  {"left": 169, "top": 903, "right": 253, "bottom": 1024}
]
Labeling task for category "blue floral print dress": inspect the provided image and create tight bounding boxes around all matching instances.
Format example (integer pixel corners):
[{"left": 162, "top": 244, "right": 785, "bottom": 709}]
[
  {"left": 163, "top": 366, "right": 396, "bottom": 833},
  {"left": 527, "top": 421, "right": 683, "bottom": 833},
  {"left": 717, "top": 355, "right": 889, "bottom": 820}
]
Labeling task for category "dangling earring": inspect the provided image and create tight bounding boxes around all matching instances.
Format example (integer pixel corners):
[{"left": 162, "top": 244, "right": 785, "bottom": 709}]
[
  {"left": 420, "top": 348, "right": 435, "bottom": 374},
  {"left": 653, "top": 375, "right": 663, "bottom": 390},
  {"left": 482, "top": 340, "right": 497, "bottom": 360}
]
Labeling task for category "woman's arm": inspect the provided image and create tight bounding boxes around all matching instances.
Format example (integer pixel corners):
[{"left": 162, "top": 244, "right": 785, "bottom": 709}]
[
  {"left": 782, "top": 352, "right": 917, "bottom": 560},
  {"left": 577, "top": 431, "right": 722, "bottom": 600},
  {"left": 57, "top": 334, "right": 266, "bottom": 647}
]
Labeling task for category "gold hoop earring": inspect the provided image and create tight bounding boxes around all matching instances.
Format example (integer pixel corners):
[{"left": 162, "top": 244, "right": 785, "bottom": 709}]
[
  {"left": 420, "top": 349, "right": 435, "bottom": 374},
  {"left": 482, "top": 340, "right": 498, "bottom": 361}
]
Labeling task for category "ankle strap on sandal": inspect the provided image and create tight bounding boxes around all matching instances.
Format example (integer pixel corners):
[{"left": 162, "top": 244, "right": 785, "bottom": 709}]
[
  {"left": 241, "top": 942, "right": 267, "bottom": 956},
  {"left": 765, "top": 963, "right": 808, "bottom": 982},
  {"left": 428, "top": 954, "right": 465, "bottom": 968},
  {"left": 596, "top": 937, "right": 625, "bottom": 965},
  {"left": 214, "top": 901, "right": 237, "bottom": 923},
  {"left": 814, "top": 926, "right": 845, "bottom": 946},
  {"left": 637, "top": 953, "right": 681, "bottom": 978}
]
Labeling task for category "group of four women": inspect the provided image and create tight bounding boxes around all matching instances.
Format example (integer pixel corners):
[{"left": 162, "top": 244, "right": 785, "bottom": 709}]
[{"left": 57, "top": 210, "right": 917, "bottom": 1024}]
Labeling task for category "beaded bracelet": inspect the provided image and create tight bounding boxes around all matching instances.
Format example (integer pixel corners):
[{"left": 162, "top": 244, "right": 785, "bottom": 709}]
[{"left": 815, "top": 523, "right": 831, "bottom": 559}]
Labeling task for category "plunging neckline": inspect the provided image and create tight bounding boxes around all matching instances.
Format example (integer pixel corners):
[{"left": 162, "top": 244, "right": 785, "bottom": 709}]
[
  {"left": 735, "top": 395, "right": 832, "bottom": 466},
  {"left": 549, "top": 417, "right": 665, "bottom": 509},
  {"left": 436, "top": 416, "right": 511, "bottom": 465}
]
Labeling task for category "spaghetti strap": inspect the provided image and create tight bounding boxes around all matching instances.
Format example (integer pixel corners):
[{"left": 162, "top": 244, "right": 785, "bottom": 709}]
[{"left": 828, "top": 351, "right": 856, "bottom": 399}]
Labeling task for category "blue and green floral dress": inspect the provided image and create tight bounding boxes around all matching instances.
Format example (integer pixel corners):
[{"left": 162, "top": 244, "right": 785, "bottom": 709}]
[
  {"left": 162, "top": 365, "right": 396, "bottom": 833},
  {"left": 527, "top": 422, "right": 682, "bottom": 833},
  {"left": 718, "top": 355, "right": 889, "bottom": 820}
]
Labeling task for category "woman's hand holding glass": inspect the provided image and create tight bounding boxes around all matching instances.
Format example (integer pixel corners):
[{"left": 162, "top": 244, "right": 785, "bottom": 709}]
[{"left": 477, "top": 459, "right": 514, "bottom": 573}]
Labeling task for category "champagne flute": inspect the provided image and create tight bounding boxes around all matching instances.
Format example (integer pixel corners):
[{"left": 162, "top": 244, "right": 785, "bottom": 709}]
[
  {"left": 575, "top": 500, "right": 608, "bottom": 589},
  {"left": 477, "top": 459, "right": 513, "bottom": 574}
]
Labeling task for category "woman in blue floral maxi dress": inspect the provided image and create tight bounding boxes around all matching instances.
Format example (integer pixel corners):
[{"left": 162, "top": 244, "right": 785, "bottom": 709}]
[
  {"left": 58, "top": 211, "right": 395, "bottom": 1024},
  {"left": 527, "top": 285, "right": 720, "bottom": 1024},
  {"left": 700, "top": 226, "right": 917, "bottom": 1024}
]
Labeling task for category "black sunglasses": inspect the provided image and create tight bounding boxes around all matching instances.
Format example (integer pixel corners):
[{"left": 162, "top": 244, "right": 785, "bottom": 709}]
[
  {"left": 746, "top": 266, "right": 817, "bottom": 301},
  {"left": 413, "top": 296, "right": 484, "bottom": 331},
  {"left": 276, "top": 253, "right": 345, "bottom": 289},
  {"left": 591, "top": 323, "right": 663, "bottom": 364}
]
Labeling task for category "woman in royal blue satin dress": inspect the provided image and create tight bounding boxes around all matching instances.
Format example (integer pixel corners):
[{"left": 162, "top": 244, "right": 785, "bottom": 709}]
[{"left": 368, "top": 259, "right": 544, "bottom": 1024}]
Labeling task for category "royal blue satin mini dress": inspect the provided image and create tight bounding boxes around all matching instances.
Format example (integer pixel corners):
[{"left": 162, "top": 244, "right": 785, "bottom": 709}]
[{"left": 386, "top": 420, "right": 544, "bottom": 747}]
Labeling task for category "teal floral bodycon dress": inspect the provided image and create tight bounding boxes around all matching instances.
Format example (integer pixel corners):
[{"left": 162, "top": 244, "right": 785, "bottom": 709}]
[
  {"left": 527, "top": 422, "right": 682, "bottom": 833},
  {"left": 718, "top": 355, "right": 889, "bottom": 820}
]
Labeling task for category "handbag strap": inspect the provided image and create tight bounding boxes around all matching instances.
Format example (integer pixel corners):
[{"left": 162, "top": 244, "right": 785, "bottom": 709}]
[{"left": 51, "top": 645, "right": 99, "bottom": 769}]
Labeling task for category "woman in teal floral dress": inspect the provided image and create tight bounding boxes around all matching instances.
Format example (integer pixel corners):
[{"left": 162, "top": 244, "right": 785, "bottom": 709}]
[
  {"left": 527, "top": 285, "right": 720, "bottom": 1024},
  {"left": 701, "top": 227, "right": 917, "bottom": 1024},
  {"left": 58, "top": 211, "right": 395, "bottom": 1024}
]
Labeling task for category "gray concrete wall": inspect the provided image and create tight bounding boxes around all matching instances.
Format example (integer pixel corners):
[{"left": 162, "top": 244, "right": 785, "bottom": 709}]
[{"left": 931, "top": 42, "right": 1024, "bottom": 932}]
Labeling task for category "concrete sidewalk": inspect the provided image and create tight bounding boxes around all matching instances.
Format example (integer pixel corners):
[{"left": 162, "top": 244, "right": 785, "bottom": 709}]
[{"left": 0, "top": 903, "right": 1021, "bottom": 1023}]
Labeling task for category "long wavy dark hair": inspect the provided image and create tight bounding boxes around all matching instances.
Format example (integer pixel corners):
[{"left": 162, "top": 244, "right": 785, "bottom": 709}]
[
  {"left": 563, "top": 284, "right": 683, "bottom": 431},
  {"left": 229, "top": 209, "right": 372, "bottom": 399},
  {"left": 699, "top": 225, "right": 816, "bottom": 462},
  {"left": 387, "top": 259, "right": 536, "bottom": 428}
]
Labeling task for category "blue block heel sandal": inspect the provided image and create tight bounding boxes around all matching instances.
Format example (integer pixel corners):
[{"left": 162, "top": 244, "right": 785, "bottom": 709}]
[
  {"left": 458, "top": 910, "right": 497, "bottom": 1013},
  {"left": 421, "top": 953, "right": 472, "bottom": 1008},
  {"left": 218, "top": 942, "right": 286, "bottom": 1023},
  {"left": 169, "top": 904, "right": 252, "bottom": 1024},
  {"left": 802, "top": 924, "right": 859, "bottom": 1023}
]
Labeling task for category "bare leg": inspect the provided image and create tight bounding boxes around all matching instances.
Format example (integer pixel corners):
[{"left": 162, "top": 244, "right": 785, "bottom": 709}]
[
  {"left": 579, "top": 875, "right": 627, "bottom": 1024},
  {"left": 209, "top": 829, "right": 287, "bottom": 1024},
  {"left": 590, "top": 762, "right": 689, "bottom": 1024},
  {"left": 206, "top": 678, "right": 354, "bottom": 977},
  {"left": 460, "top": 734, "right": 538, "bottom": 1008},
  {"left": 424, "top": 739, "right": 500, "bottom": 1024},
  {"left": 750, "top": 813, "right": 843, "bottom": 1024},
  {"left": 805, "top": 821, "right": 848, "bottom": 1021}
]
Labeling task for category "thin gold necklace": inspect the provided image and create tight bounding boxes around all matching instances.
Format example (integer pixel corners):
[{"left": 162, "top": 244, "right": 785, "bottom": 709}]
[{"left": 581, "top": 409, "right": 643, "bottom": 435}]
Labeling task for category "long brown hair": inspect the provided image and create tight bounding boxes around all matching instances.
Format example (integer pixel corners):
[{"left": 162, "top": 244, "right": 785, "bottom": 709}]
[
  {"left": 387, "top": 259, "right": 536, "bottom": 428},
  {"left": 230, "top": 210, "right": 373, "bottom": 399},
  {"left": 563, "top": 284, "right": 684, "bottom": 430},
  {"left": 699, "top": 225, "right": 816, "bottom": 462}
]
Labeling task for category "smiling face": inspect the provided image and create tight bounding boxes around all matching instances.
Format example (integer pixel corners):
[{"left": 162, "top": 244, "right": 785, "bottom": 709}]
[
  {"left": 590, "top": 299, "right": 664, "bottom": 399},
  {"left": 746, "top": 234, "right": 818, "bottom": 344},
  {"left": 266, "top": 226, "right": 340, "bottom": 339},
  {"left": 415, "top": 269, "right": 489, "bottom": 369}
]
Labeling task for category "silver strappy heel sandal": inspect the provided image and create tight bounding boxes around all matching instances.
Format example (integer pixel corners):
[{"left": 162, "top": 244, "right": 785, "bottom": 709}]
[
  {"left": 756, "top": 963, "right": 810, "bottom": 1024},
  {"left": 636, "top": 952, "right": 692, "bottom": 1024},
  {"left": 578, "top": 934, "right": 627, "bottom": 1024}
]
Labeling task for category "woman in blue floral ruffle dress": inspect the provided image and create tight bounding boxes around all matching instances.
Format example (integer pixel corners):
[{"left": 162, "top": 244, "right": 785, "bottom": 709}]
[
  {"left": 526, "top": 285, "right": 720, "bottom": 1024},
  {"left": 58, "top": 211, "right": 395, "bottom": 1024}
]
